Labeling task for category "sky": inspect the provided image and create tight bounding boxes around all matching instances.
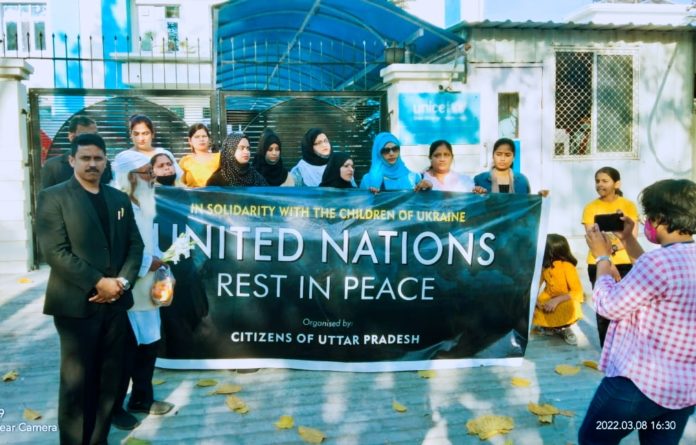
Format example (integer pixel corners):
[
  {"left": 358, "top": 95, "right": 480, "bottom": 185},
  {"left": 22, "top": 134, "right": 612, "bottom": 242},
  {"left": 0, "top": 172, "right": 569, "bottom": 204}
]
[{"left": 484, "top": 0, "right": 693, "bottom": 22}]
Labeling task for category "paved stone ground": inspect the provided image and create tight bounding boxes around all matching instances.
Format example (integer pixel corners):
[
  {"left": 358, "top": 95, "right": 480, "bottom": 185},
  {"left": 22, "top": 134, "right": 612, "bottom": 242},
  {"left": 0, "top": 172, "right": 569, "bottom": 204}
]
[{"left": 0, "top": 268, "right": 694, "bottom": 444}]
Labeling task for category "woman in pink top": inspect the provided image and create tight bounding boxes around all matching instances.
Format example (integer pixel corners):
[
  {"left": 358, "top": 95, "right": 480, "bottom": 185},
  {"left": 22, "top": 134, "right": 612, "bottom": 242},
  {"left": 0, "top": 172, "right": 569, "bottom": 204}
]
[
  {"left": 421, "top": 139, "right": 474, "bottom": 192},
  {"left": 579, "top": 179, "right": 696, "bottom": 445}
]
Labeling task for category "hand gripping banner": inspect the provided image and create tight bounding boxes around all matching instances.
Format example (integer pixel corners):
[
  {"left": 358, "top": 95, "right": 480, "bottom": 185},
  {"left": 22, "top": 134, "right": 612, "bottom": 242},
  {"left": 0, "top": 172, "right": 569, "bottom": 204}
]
[{"left": 154, "top": 187, "right": 546, "bottom": 371}]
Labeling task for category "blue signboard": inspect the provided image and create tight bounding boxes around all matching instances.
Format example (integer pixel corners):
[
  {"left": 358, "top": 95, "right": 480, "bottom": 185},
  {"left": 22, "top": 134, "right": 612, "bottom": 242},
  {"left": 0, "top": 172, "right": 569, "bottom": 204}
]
[{"left": 398, "top": 92, "right": 480, "bottom": 145}]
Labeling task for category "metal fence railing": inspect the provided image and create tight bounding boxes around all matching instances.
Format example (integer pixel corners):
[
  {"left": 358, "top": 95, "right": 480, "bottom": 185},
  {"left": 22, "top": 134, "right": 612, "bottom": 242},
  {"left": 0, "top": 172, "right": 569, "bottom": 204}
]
[{"left": 3, "top": 31, "right": 213, "bottom": 89}]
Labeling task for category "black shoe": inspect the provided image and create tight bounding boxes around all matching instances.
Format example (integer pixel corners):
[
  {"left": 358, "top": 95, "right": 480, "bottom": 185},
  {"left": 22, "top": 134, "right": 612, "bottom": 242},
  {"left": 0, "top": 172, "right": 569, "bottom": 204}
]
[
  {"left": 112, "top": 408, "right": 140, "bottom": 430},
  {"left": 128, "top": 400, "right": 175, "bottom": 415}
]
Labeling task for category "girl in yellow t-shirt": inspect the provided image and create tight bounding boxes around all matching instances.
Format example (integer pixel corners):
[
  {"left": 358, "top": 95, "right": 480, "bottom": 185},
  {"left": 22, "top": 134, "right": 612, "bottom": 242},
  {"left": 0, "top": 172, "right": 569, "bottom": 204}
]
[
  {"left": 179, "top": 123, "right": 220, "bottom": 187},
  {"left": 534, "top": 234, "right": 584, "bottom": 345},
  {"left": 581, "top": 166, "right": 638, "bottom": 347}
]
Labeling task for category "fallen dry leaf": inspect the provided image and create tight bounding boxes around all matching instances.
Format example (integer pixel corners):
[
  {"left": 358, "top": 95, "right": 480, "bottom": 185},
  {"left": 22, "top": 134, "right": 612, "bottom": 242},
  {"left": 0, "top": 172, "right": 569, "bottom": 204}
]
[
  {"left": 196, "top": 379, "right": 218, "bottom": 387},
  {"left": 23, "top": 408, "right": 42, "bottom": 421},
  {"left": 528, "top": 402, "right": 560, "bottom": 416},
  {"left": 528, "top": 402, "right": 574, "bottom": 424},
  {"left": 225, "top": 395, "right": 245, "bottom": 410},
  {"left": 554, "top": 364, "right": 580, "bottom": 376},
  {"left": 152, "top": 379, "right": 166, "bottom": 386},
  {"left": 538, "top": 414, "right": 553, "bottom": 424},
  {"left": 298, "top": 426, "right": 326, "bottom": 444},
  {"left": 466, "top": 415, "right": 514, "bottom": 440},
  {"left": 274, "top": 415, "right": 294, "bottom": 429},
  {"left": 392, "top": 400, "right": 408, "bottom": 413},
  {"left": 17, "top": 277, "right": 32, "bottom": 284},
  {"left": 208, "top": 384, "right": 242, "bottom": 395},
  {"left": 582, "top": 360, "right": 599, "bottom": 370},
  {"left": 417, "top": 370, "right": 436, "bottom": 379},
  {"left": 124, "top": 438, "right": 151, "bottom": 445},
  {"left": 225, "top": 395, "right": 249, "bottom": 414},
  {"left": 511, "top": 377, "right": 531, "bottom": 387},
  {"left": 3, "top": 370, "right": 18, "bottom": 382}
]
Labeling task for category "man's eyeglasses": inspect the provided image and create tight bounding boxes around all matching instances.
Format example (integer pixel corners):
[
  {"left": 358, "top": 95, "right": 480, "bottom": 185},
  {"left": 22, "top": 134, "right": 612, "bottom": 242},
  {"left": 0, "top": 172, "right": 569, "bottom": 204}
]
[{"left": 381, "top": 146, "right": 400, "bottom": 155}]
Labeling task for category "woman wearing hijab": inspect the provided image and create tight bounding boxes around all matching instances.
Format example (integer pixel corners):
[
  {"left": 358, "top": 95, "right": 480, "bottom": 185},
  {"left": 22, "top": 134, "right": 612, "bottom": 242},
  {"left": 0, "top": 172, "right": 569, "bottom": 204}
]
[
  {"left": 206, "top": 132, "right": 268, "bottom": 186},
  {"left": 289, "top": 128, "right": 332, "bottom": 187},
  {"left": 360, "top": 132, "right": 427, "bottom": 192},
  {"left": 253, "top": 128, "right": 293, "bottom": 186},
  {"left": 319, "top": 152, "right": 356, "bottom": 189}
]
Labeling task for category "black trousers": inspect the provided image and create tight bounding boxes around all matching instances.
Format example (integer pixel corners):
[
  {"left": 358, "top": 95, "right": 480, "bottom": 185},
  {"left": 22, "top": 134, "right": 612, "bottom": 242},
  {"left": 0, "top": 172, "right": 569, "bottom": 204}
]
[
  {"left": 54, "top": 306, "right": 128, "bottom": 445},
  {"left": 588, "top": 263, "right": 633, "bottom": 348},
  {"left": 114, "top": 320, "right": 158, "bottom": 411}
]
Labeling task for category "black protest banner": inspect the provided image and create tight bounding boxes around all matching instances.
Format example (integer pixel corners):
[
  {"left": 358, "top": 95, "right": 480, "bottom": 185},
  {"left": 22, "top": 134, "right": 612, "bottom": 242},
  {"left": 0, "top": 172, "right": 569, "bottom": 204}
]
[{"left": 154, "top": 187, "right": 544, "bottom": 371}]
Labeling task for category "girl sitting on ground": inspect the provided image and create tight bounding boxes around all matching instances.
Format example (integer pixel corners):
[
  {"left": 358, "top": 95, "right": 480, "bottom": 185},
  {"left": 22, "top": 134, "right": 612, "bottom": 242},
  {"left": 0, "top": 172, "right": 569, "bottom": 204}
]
[{"left": 533, "top": 233, "right": 584, "bottom": 345}]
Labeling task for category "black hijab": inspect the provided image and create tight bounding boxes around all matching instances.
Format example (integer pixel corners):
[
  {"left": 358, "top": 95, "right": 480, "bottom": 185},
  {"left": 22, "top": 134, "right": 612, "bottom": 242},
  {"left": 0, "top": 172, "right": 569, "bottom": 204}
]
[
  {"left": 210, "top": 133, "right": 267, "bottom": 186},
  {"left": 320, "top": 152, "right": 355, "bottom": 188},
  {"left": 253, "top": 129, "right": 288, "bottom": 186},
  {"left": 300, "top": 127, "right": 331, "bottom": 166}
]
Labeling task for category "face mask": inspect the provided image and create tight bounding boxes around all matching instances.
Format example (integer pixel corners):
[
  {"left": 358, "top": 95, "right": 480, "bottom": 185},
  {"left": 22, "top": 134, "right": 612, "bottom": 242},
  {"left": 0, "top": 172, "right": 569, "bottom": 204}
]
[
  {"left": 156, "top": 174, "right": 176, "bottom": 186},
  {"left": 644, "top": 219, "right": 659, "bottom": 244}
]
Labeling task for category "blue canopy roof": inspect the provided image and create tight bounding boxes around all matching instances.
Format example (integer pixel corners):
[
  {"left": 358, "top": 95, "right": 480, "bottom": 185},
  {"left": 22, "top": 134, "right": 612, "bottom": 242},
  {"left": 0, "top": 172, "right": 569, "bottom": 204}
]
[{"left": 213, "top": 0, "right": 464, "bottom": 91}]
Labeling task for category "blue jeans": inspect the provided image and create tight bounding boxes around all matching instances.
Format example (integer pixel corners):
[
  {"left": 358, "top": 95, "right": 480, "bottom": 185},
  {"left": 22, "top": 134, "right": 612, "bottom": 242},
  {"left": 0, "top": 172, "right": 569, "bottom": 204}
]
[{"left": 579, "top": 376, "right": 694, "bottom": 445}]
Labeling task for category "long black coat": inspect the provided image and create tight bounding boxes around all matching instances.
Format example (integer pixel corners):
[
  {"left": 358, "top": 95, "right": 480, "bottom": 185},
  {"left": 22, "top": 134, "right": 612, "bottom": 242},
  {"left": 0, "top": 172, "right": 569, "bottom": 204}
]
[{"left": 36, "top": 176, "right": 144, "bottom": 318}]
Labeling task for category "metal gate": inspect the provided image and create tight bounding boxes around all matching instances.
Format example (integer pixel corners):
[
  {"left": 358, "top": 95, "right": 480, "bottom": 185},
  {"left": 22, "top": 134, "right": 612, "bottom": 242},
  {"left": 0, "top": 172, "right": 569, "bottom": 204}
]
[
  {"left": 218, "top": 91, "right": 387, "bottom": 178},
  {"left": 28, "top": 88, "right": 387, "bottom": 266}
]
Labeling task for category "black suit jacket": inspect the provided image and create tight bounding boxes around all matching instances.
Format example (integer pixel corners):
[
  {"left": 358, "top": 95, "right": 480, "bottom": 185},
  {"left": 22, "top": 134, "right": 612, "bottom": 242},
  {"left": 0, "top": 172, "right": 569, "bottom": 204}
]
[
  {"left": 41, "top": 153, "right": 113, "bottom": 190},
  {"left": 37, "top": 177, "right": 144, "bottom": 318}
]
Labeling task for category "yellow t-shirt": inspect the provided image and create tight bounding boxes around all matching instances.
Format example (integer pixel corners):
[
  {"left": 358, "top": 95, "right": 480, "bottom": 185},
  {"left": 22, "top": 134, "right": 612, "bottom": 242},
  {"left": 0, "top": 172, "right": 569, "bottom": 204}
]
[
  {"left": 581, "top": 196, "right": 638, "bottom": 265},
  {"left": 179, "top": 153, "right": 220, "bottom": 188}
]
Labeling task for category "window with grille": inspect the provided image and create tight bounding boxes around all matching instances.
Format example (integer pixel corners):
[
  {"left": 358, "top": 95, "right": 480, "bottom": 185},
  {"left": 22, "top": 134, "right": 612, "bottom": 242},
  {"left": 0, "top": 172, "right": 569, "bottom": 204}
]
[
  {"left": 554, "top": 50, "right": 636, "bottom": 158},
  {"left": 1, "top": 3, "right": 47, "bottom": 52},
  {"left": 137, "top": 4, "right": 180, "bottom": 52}
]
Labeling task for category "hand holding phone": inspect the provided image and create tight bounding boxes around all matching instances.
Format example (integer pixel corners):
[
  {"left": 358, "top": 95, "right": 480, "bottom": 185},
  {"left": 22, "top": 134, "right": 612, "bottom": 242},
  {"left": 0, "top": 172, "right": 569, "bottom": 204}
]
[{"left": 594, "top": 213, "right": 624, "bottom": 232}]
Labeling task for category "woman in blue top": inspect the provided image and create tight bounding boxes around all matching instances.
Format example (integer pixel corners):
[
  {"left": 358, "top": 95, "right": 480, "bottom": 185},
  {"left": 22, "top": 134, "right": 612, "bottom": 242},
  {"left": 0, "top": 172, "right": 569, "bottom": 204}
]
[
  {"left": 474, "top": 137, "right": 530, "bottom": 194},
  {"left": 360, "top": 132, "right": 428, "bottom": 192}
]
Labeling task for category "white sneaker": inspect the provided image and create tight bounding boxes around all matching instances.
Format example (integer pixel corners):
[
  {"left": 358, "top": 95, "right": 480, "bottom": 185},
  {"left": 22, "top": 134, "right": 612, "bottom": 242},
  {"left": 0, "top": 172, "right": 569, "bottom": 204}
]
[{"left": 559, "top": 328, "right": 577, "bottom": 345}]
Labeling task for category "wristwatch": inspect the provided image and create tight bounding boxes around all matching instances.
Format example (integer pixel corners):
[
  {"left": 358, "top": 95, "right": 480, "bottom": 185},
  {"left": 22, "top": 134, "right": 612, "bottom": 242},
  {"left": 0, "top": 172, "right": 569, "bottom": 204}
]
[{"left": 116, "top": 277, "right": 131, "bottom": 290}]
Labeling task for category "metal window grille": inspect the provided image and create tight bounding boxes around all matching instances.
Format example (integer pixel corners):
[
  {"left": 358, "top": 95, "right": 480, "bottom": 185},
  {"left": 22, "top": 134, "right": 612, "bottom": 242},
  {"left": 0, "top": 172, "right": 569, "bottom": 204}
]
[{"left": 554, "top": 50, "right": 635, "bottom": 157}]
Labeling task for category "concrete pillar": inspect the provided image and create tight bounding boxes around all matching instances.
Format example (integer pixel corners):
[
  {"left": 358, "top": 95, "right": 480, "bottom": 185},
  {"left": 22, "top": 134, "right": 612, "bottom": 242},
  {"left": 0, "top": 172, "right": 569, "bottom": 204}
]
[{"left": 0, "top": 60, "right": 34, "bottom": 273}]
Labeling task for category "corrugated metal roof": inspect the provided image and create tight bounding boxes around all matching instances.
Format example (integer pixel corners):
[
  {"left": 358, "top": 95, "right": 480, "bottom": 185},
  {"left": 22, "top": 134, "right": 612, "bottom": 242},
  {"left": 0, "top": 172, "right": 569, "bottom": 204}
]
[
  {"left": 449, "top": 19, "right": 696, "bottom": 35},
  {"left": 212, "top": 0, "right": 464, "bottom": 91}
]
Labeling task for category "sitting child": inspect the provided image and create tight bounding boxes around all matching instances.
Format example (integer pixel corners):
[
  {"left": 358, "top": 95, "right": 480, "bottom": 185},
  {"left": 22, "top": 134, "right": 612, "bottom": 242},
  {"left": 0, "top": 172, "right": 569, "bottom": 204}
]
[{"left": 533, "top": 234, "right": 584, "bottom": 345}]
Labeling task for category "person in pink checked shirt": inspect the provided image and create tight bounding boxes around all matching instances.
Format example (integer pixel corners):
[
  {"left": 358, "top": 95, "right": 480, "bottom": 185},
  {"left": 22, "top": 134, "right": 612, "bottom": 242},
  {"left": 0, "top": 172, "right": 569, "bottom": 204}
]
[{"left": 578, "top": 179, "right": 696, "bottom": 445}]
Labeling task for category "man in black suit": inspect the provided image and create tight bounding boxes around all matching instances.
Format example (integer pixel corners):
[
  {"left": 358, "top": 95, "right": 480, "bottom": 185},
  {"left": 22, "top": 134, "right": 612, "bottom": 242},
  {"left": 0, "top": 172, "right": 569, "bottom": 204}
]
[
  {"left": 41, "top": 116, "right": 113, "bottom": 189},
  {"left": 36, "top": 133, "right": 144, "bottom": 445}
]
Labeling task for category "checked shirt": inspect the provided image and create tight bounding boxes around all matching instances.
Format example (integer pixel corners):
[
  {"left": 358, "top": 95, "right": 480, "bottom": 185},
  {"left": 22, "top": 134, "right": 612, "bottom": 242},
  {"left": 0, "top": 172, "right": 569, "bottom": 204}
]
[{"left": 594, "top": 242, "right": 696, "bottom": 409}]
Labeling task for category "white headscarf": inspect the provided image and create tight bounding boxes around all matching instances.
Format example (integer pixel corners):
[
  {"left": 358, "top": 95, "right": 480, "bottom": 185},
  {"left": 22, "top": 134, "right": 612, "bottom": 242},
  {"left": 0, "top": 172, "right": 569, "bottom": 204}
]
[{"left": 112, "top": 150, "right": 151, "bottom": 175}]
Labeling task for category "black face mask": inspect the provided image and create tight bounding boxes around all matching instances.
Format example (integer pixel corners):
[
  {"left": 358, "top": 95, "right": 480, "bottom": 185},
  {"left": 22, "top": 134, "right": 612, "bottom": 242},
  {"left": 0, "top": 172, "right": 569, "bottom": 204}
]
[{"left": 156, "top": 174, "right": 176, "bottom": 186}]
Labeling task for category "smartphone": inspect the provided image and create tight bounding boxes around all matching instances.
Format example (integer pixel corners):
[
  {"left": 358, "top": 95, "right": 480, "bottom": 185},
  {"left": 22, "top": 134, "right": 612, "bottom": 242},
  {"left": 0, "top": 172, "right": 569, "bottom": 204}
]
[{"left": 594, "top": 213, "right": 624, "bottom": 232}]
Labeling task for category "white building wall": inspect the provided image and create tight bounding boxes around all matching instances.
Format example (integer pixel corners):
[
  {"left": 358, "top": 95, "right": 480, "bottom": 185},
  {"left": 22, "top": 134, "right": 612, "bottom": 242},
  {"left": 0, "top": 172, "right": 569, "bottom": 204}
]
[
  {"left": 461, "top": 27, "right": 694, "bottom": 254},
  {"left": 402, "top": 0, "right": 484, "bottom": 28}
]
